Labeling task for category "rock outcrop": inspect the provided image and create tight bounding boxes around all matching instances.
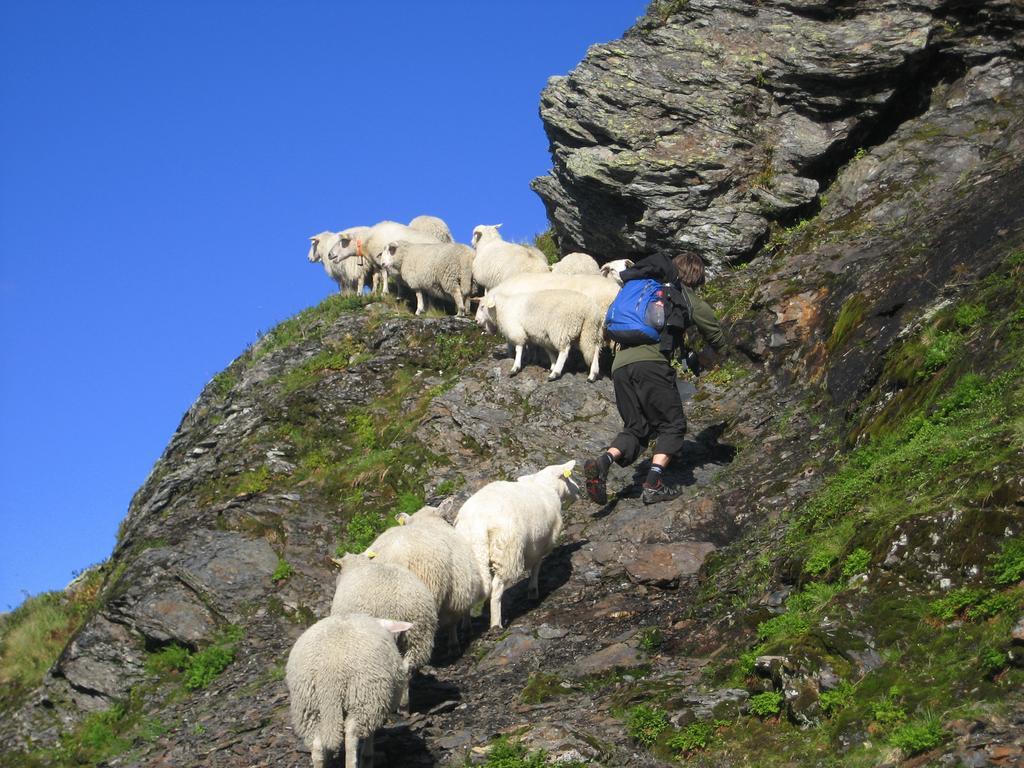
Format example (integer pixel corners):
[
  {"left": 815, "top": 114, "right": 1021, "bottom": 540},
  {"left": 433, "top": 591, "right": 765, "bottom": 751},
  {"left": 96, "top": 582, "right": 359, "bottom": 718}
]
[{"left": 533, "top": 0, "right": 1024, "bottom": 265}]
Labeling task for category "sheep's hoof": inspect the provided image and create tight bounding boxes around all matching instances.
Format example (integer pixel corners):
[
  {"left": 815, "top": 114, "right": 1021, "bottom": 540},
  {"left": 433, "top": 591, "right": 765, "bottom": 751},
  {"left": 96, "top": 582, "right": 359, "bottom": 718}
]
[
  {"left": 548, "top": 371, "right": 562, "bottom": 381},
  {"left": 509, "top": 367, "right": 521, "bottom": 377},
  {"left": 587, "top": 374, "right": 598, "bottom": 383}
]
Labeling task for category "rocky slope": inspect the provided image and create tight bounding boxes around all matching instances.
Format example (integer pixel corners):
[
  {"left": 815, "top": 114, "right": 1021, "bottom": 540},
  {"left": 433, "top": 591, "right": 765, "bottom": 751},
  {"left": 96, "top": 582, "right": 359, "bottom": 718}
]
[{"left": 2, "top": 1, "right": 1024, "bottom": 767}]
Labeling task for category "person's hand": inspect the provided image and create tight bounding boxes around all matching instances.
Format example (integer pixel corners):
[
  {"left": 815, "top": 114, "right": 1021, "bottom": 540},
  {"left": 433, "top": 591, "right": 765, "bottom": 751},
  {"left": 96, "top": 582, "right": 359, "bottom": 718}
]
[
  {"left": 696, "top": 349, "right": 721, "bottom": 371},
  {"left": 684, "top": 351, "right": 702, "bottom": 376}
]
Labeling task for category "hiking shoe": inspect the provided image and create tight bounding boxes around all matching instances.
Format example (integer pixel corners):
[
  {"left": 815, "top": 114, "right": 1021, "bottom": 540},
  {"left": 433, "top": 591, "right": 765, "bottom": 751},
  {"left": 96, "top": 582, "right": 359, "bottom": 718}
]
[
  {"left": 583, "top": 458, "right": 608, "bottom": 505},
  {"left": 641, "top": 481, "right": 682, "bottom": 505}
]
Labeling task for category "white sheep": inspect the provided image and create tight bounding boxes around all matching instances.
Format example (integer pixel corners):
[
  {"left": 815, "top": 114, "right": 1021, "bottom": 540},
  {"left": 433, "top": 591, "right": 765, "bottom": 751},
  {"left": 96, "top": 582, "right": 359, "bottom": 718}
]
[
  {"left": 367, "top": 505, "right": 485, "bottom": 654},
  {"left": 478, "top": 288, "right": 605, "bottom": 381},
  {"left": 454, "top": 461, "right": 578, "bottom": 629},
  {"left": 379, "top": 240, "right": 475, "bottom": 316},
  {"left": 470, "top": 224, "right": 550, "bottom": 294},
  {"left": 408, "top": 215, "right": 453, "bottom": 243},
  {"left": 286, "top": 613, "right": 410, "bottom": 768},
  {"left": 475, "top": 272, "right": 622, "bottom": 321},
  {"left": 329, "top": 554, "right": 437, "bottom": 711},
  {"left": 329, "top": 221, "right": 442, "bottom": 295},
  {"left": 551, "top": 251, "right": 601, "bottom": 276},
  {"left": 307, "top": 228, "right": 374, "bottom": 294},
  {"left": 599, "top": 258, "right": 635, "bottom": 286}
]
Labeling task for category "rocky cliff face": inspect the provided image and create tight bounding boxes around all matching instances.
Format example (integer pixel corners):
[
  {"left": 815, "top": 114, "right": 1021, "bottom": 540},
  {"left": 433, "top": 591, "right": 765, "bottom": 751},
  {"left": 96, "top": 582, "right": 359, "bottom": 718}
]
[
  {"left": 533, "top": 0, "right": 1024, "bottom": 265},
  {"left": 3, "top": 2, "right": 1024, "bottom": 767}
]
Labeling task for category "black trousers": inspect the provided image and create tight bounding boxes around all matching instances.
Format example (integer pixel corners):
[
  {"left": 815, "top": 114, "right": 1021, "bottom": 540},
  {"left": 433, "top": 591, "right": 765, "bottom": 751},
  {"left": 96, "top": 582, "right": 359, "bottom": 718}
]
[{"left": 610, "top": 360, "right": 687, "bottom": 466}]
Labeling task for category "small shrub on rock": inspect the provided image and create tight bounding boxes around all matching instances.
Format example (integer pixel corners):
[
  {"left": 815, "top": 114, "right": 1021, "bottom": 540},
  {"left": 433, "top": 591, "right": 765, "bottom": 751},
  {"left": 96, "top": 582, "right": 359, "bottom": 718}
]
[
  {"left": 991, "top": 537, "right": 1024, "bottom": 586},
  {"left": 748, "top": 691, "right": 784, "bottom": 717},
  {"left": 888, "top": 716, "right": 946, "bottom": 755},
  {"left": 668, "top": 721, "right": 722, "bottom": 754},
  {"left": 626, "top": 704, "right": 669, "bottom": 747}
]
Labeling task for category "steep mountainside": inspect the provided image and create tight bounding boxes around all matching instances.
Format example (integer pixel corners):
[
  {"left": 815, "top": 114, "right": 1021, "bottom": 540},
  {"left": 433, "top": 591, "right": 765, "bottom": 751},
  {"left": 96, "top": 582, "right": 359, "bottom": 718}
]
[{"left": 2, "top": 2, "right": 1023, "bottom": 767}]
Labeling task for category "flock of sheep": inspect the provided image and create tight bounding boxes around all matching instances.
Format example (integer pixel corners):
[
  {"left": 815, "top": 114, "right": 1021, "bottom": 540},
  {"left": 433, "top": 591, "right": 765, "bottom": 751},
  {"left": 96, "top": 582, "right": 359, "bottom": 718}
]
[
  {"left": 294, "top": 214, "right": 635, "bottom": 766},
  {"left": 307, "top": 215, "right": 632, "bottom": 381},
  {"left": 286, "top": 461, "right": 579, "bottom": 768}
]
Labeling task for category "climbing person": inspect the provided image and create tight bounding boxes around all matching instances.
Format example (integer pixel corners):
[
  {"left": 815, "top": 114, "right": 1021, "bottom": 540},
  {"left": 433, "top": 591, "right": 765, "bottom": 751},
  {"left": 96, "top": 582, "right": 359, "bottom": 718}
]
[{"left": 584, "top": 251, "right": 727, "bottom": 505}]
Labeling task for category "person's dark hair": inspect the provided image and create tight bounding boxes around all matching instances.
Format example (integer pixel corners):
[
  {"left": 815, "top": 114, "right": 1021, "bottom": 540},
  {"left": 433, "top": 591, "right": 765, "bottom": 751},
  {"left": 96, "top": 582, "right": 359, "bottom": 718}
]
[{"left": 673, "top": 251, "right": 705, "bottom": 288}]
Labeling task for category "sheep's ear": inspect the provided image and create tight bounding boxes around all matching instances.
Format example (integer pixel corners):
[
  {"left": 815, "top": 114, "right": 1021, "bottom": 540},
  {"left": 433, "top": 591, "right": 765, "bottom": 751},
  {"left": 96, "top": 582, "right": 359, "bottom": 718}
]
[
  {"left": 395, "top": 512, "right": 411, "bottom": 525},
  {"left": 377, "top": 619, "right": 413, "bottom": 636},
  {"left": 495, "top": 223, "right": 503, "bottom": 229}
]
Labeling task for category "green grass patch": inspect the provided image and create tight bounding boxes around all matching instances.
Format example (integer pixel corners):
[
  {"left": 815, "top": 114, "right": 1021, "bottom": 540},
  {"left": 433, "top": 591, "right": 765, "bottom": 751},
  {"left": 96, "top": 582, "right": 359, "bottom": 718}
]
[
  {"left": 703, "top": 359, "right": 750, "bottom": 387},
  {"left": 828, "top": 293, "right": 869, "bottom": 353},
  {"left": 638, "top": 627, "right": 663, "bottom": 651},
  {"left": 991, "top": 537, "right": 1024, "bottom": 585},
  {"left": 520, "top": 672, "right": 566, "bottom": 705},
  {"left": 748, "top": 691, "right": 784, "bottom": 717},
  {"left": 888, "top": 715, "right": 946, "bottom": 755},
  {"left": 271, "top": 558, "right": 294, "bottom": 583},
  {"left": 819, "top": 680, "right": 856, "bottom": 715},
  {"left": 954, "top": 302, "right": 988, "bottom": 329},
  {"left": 755, "top": 581, "right": 841, "bottom": 646},
  {"left": 667, "top": 720, "right": 727, "bottom": 754},
  {"left": 233, "top": 466, "right": 272, "bottom": 496},
  {"left": 277, "top": 336, "right": 368, "bottom": 393},
  {"left": 471, "top": 737, "right": 549, "bottom": 768},
  {"left": 0, "top": 568, "right": 106, "bottom": 707},
  {"left": 144, "top": 625, "right": 243, "bottom": 692},
  {"left": 625, "top": 704, "right": 669, "bottom": 747},
  {"left": 842, "top": 547, "right": 871, "bottom": 577},
  {"left": 211, "top": 369, "right": 239, "bottom": 400},
  {"left": 249, "top": 293, "right": 375, "bottom": 363}
]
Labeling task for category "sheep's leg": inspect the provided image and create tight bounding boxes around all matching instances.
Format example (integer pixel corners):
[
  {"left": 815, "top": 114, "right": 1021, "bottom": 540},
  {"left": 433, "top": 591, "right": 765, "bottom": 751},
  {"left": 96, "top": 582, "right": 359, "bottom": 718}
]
[
  {"left": 549, "top": 347, "right": 570, "bottom": 380},
  {"left": 344, "top": 720, "right": 359, "bottom": 768},
  {"left": 415, "top": 290, "right": 426, "bottom": 315},
  {"left": 509, "top": 345, "right": 524, "bottom": 377},
  {"left": 489, "top": 574, "right": 505, "bottom": 629},
  {"left": 399, "top": 658, "right": 411, "bottom": 712},
  {"left": 587, "top": 343, "right": 602, "bottom": 382},
  {"left": 454, "top": 289, "right": 465, "bottom": 317},
  {"left": 312, "top": 736, "right": 325, "bottom": 768},
  {"left": 447, "top": 624, "right": 460, "bottom": 656},
  {"left": 528, "top": 560, "right": 542, "bottom": 600},
  {"left": 381, "top": 271, "right": 390, "bottom": 295}
]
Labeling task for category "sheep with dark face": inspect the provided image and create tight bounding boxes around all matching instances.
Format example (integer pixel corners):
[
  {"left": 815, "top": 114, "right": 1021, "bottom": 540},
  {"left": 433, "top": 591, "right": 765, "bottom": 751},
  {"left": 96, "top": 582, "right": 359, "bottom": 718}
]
[
  {"left": 307, "top": 227, "right": 373, "bottom": 294},
  {"left": 329, "top": 221, "right": 442, "bottom": 295}
]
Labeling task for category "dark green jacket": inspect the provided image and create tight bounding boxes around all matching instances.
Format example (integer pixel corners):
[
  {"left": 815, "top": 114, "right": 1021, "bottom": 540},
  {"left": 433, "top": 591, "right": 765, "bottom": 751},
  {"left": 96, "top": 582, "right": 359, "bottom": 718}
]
[{"left": 611, "top": 285, "right": 726, "bottom": 373}]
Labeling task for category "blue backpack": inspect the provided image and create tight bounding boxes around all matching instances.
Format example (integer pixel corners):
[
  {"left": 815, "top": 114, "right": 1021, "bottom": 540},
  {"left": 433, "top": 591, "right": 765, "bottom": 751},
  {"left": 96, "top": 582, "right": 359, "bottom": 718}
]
[{"left": 604, "top": 279, "right": 668, "bottom": 345}]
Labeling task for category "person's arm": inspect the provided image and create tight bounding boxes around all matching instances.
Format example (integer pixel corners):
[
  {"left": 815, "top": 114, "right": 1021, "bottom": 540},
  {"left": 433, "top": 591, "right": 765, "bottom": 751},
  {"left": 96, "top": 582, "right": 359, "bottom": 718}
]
[{"left": 690, "top": 294, "right": 727, "bottom": 354}]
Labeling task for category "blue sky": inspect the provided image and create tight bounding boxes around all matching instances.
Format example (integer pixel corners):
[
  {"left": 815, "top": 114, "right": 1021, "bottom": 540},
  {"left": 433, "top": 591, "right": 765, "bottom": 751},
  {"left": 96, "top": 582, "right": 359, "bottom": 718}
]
[{"left": 0, "top": 1, "right": 646, "bottom": 609}]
